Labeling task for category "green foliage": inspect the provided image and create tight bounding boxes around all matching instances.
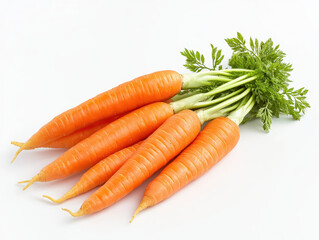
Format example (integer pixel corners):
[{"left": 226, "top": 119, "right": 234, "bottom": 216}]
[
  {"left": 210, "top": 44, "right": 224, "bottom": 70},
  {"left": 225, "top": 32, "right": 310, "bottom": 131},
  {"left": 181, "top": 45, "right": 224, "bottom": 72}
]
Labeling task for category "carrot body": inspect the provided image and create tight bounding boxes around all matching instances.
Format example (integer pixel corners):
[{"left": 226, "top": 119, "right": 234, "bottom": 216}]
[
  {"left": 132, "top": 117, "right": 240, "bottom": 219},
  {"left": 65, "top": 110, "right": 201, "bottom": 217},
  {"left": 13, "top": 70, "right": 182, "bottom": 162},
  {"left": 43, "top": 142, "right": 141, "bottom": 203},
  {"left": 12, "top": 116, "right": 120, "bottom": 149},
  {"left": 23, "top": 102, "right": 174, "bottom": 189}
]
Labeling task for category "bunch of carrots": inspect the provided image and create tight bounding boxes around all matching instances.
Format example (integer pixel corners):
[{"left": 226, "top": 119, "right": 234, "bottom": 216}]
[{"left": 12, "top": 33, "right": 309, "bottom": 221}]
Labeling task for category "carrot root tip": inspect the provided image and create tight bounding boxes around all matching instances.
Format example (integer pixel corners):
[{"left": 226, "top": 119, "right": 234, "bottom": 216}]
[
  {"left": 18, "top": 180, "right": 30, "bottom": 184},
  {"left": 129, "top": 197, "right": 153, "bottom": 223},
  {"left": 62, "top": 208, "right": 84, "bottom": 217},
  {"left": 42, "top": 195, "right": 62, "bottom": 204},
  {"left": 21, "top": 174, "right": 40, "bottom": 191},
  {"left": 11, "top": 147, "right": 24, "bottom": 164},
  {"left": 11, "top": 141, "right": 24, "bottom": 147}
]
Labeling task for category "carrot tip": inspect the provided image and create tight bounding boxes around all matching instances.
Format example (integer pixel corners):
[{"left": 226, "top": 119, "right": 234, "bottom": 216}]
[
  {"left": 18, "top": 180, "right": 30, "bottom": 184},
  {"left": 43, "top": 195, "right": 62, "bottom": 204},
  {"left": 129, "top": 197, "right": 152, "bottom": 223},
  {"left": 11, "top": 147, "right": 23, "bottom": 164},
  {"left": 11, "top": 141, "right": 24, "bottom": 147},
  {"left": 21, "top": 174, "right": 40, "bottom": 191},
  {"left": 62, "top": 208, "right": 84, "bottom": 217}
]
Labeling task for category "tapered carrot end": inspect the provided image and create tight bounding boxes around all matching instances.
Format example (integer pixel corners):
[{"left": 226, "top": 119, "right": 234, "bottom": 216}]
[
  {"left": 18, "top": 180, "right": 30, "bottom": 184},
  {"left": 130, "top": 196, "right": 153, "bottom": 223},
  {"left": 62, "top": 208, "right": 84, "bottom": 217},
  {"left": 43, "top": 195, "right": 63, "bottom": 204},
  {"left": 11, "top": 141, "right": 24, "bottom": 147},
  {"left": 11, "top": 147, "right": 23, "bottom": 163},
  {"left": 20, "top": 174, "right": 40, "bottom": 191}
]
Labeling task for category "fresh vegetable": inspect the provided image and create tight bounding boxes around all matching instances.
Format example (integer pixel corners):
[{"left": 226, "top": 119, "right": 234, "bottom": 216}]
[
  {"left": 20, "top": 102, "right": 174, "bottom": 190},
  {"left": 21, "top": 78, "right": 250, "bottom": 191},
  {"left": 62, "top": 110, "right": 202, "bottom": 217},
  {"left": 11, "top": 70, "right": 182, "bottom": 162},
  {"left": 43, "top": 142, "right": 141, "bottom": 203},
  {"left": 11, "top": 116, "right": 120, "bottom": 149},
  {"left": 13, "top": 33, "right": 309, "bottom": 221},
  {"left": 130, "top": 33, "right": 310, "bottom": 220},
  {"left": 12, "top": 67, "right": 256, "bottom": 162},
  {"left": 62, "top": 88, "right": 251, "bottom": 217},
  {"left": 12, "top": 67, "right": 241, "bottom": 161},
  {"left": 130, "top": 116, "right": 240, "bottom": 221}
]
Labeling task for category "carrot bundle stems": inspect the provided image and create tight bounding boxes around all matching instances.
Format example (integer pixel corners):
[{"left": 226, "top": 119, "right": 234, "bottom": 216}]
[
  {"left": 181, "top": 69, "right": 253, "bottom": 89},
  {"left": 195, "top": 88, "right": 251, "bottom": 124},
  {"left": 170, "top": 74, "right": 257, "bottom": 112},
  {"left": 227, "top": 95, "right": 255, "bottom": 125}
]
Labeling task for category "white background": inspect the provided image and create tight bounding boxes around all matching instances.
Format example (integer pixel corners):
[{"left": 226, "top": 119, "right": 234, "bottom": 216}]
[{"left": 1, "top": 0, "right": 319, "bottom": 239}]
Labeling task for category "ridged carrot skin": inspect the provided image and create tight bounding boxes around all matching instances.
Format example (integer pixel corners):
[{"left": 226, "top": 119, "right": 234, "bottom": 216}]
[
  {"left": 43, "top": 142, "right": 142, "bottom": 203},
  {"left": 64, "top": 110, "right": 201, "bottom": 217},
  {"left": 23, "top": 102, "right": 174, "bottom": 189},
  {"left": 12, "top": 116, "right": 120, "bottom": 149},
  {"left": 13, "top": 70, "right": 182, "bottom": 162},
  {"left": 132, "top": 117, "right": 240, "bottom": 219}
]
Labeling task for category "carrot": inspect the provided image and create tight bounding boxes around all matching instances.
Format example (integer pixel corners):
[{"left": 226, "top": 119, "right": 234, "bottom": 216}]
[
  {"left": 61, "top": 85, "right": 252, "bottom": 217},
  {"left": 130, "top": 117, "right": 240, "bottom": 221},
  {"left": 43, "top": 142, "right": 141, "bottom": 203},
  {"left": 62, "top": 110, "right": 201, "bottom": 217},
  {"left": 12, "top": 70, "right": 183, "bottom": 162},
  {"left": 21, "top": 102, "right": 174, "bottom": 190},
  {"left": 11, "top": 116, "right": 120, "bottom": 149}
]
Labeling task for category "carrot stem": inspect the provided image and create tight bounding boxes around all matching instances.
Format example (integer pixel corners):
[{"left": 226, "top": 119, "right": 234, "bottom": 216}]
[
  {"left": 197, "top": 88, "right": 251, "bottom": 123},
  {"left": 192, "top": 88, "right": 245, "bottom": 109},
  {"left": 228, "top": 95, "right": 255, "bottom": 125}
]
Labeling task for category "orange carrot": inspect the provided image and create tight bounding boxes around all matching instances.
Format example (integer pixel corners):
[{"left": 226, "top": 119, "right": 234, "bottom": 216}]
[
  {"left": 62, "top": 110, "right": 201, "bottom": 217},
  {"left": 12, "top": 70, "right": 182, "bottom": 162},
  {"left": 11, "top": 116, "right": 120, "bottom": 149},
  {"left": 21, "top": 102, "right": 174, "bottom": 190},
  {"left": 43, "top": 142, "right": 141, "bottom": 203},
  {"left": 131, "top": 117, "right": 240, "bottom": 221}
]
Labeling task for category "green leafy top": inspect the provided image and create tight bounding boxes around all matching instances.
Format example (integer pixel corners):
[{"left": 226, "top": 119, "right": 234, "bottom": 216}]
[
  {"left": 181, "top": 33, "right": 310, "bottom": 131},
  {"left": 226, "top": 33, "right": 309, "bottom": 131},
  {"left": 181, "top": 44, "right": 224, "bottom": 72}
]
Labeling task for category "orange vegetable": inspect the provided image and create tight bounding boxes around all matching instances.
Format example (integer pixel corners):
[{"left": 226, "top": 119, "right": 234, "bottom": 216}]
[
  {"left": 62, "top": 110, "right": 201, "bottom": 217},
  {"left": 12, "top": 70, "right": 182, "bottom": 162},
  {"left": 131, "top": 117, "right": 240, "bottom": 221},
  {"left": 11, "top": 116, "right": 120, "bottom": 149},
  {"left": 43, "top": 142, "right": 141, "bottom": 203},
  {"left": 21, "top": 102, "right": 174, "bottom": 190}
]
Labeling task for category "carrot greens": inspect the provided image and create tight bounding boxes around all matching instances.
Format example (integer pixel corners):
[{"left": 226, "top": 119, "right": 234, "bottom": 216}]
[{"left": 178, "top": 32, "right": 310, "bottom": 131}]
